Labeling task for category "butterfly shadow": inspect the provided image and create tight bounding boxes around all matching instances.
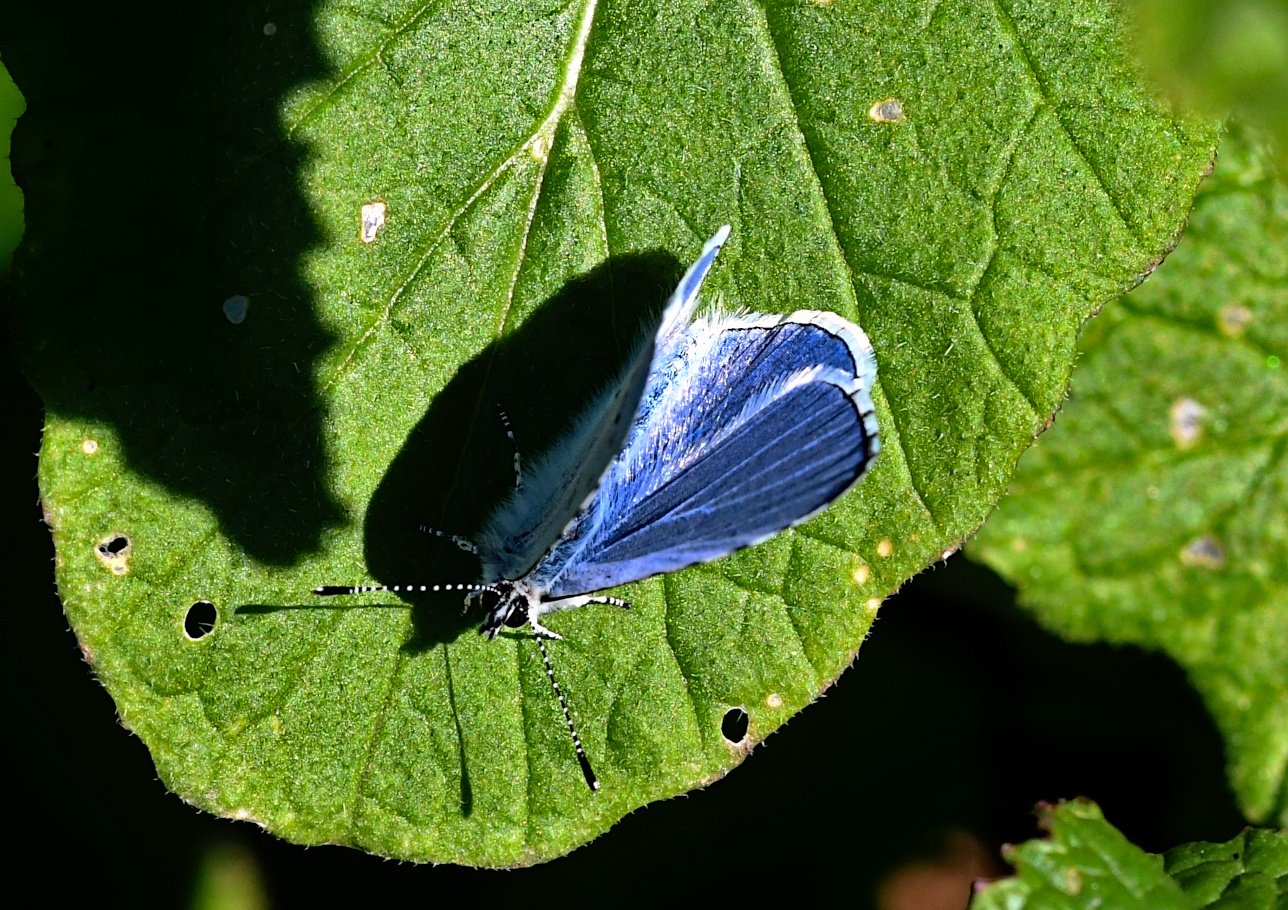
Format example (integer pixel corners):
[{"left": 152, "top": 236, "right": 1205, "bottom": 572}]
[{"left": 359, "top": 247, "right": 684, "bottom": 654}]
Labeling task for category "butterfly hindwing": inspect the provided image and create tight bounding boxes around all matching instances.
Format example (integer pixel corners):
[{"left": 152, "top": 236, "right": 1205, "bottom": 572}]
[
  {"left": 476, "top": 336, "right": 654, "bottom": 583},
  {"left": 477, "top": 226, "right": 734, "bottom": 584}
]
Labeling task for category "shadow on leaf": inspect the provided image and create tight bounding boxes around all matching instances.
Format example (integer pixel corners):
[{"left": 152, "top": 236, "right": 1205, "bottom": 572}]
[
  {"left": 9, "top": 1, "right": 342, "bottom": 565},
  {"left": 363, "top": 248, "right": 682, "bottom": 652}
]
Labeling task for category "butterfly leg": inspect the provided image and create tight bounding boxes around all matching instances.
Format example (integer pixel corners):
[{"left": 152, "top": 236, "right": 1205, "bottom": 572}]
[
  {"left": 528, "top": 594, "right": 631, "bottom": 636},
  {"left": 496, "top": 404, "right": 521, "bottom": 489},
  {"left": 526, "top": 595, "right": 596, "bottom": 638},
  {"left": 418, "top": 525, "right": 479, "bottom": 555},
  {"left": 527, "top": 616, "right": 564, "bottom": 640},
  {"left": 462, "top": 585, "right": 490, "bottom": 616}
]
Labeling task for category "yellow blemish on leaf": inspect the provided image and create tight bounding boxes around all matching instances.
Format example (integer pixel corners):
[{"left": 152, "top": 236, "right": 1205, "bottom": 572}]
[
  {"left": 868, "top": 98, "right": 905, "bottom": 123},
  {"left": 852, "top": 563, "right": 871, "bottom": 584},
  {"left": 81, "top": 439, "right": 98, "bottom": 454},
  {"left": 876, "top": 539, "right": 894, "bottom": 558},
  {"left": 1181, "top": 534, "right": 1226, "bottom": 569}
]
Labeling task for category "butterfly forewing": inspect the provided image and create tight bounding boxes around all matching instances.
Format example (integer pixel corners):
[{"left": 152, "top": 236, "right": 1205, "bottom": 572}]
[{"left": 544, "top": 310, "right": 878, "bottom": 598}]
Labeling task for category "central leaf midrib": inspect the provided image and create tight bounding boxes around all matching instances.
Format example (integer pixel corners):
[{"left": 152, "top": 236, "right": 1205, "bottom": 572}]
[{"left": 338, "top": 0, "right": 605, "bottom": 840}]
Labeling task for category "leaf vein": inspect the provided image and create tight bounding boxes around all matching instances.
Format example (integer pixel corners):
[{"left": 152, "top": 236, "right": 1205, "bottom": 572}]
[
  {"left": 778, "top": 536, "right": 822, "bottom": 679},
  {"left": 352, "top": 622, "right": 407, "bottom": 833},
  {"left": 662, "top": 573, "right": 710, "bottom": 752},
  {"left": 870, "top": 374, "right": 940, "bottom": 527},
  {"left": 990, "top": 0, "right": 1143, "bottom": 246},
  {"left": 284, "top": 0, "right": 447, "bottom": 138}
]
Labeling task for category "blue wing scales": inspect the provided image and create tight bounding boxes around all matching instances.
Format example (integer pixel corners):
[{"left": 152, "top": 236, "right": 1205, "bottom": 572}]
[{"left": 543, "top": 309, "right": 879, "bottom": 597}]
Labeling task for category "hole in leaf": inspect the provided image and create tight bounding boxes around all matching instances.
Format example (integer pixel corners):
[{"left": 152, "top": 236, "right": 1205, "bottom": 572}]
[
  {"left": 184, "top": 601, "right": 217, "bottom": 640},
  {"left": 98, "top": 536, "right": 128, "bottom": 556},
  {"left": 94, "top": 533, "right": 132, "bottom": 575},
  {"left": 721, "top": 708, "right": 748, "bottom": 744}
]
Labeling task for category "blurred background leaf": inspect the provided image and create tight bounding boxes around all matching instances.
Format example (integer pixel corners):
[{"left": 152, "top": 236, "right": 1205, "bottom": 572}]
[
  {"left": 1164, "top": 825, "right": 1288, "bottom": 908},
  {"left": 0, "top": 52, "right": 21, "bottom": 275},
  {"left": 1131, "top": 0, "right": 1288, "bottom": 174},
  {"left": 972, "top": 123, "right": 1287, "bottom": 827}
]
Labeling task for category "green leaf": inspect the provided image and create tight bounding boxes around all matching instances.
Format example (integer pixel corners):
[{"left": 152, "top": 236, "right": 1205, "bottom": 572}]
[
  {"left": 971, "top": 799, "right": 1287, "bottom": 910},
  {"left": 0, "top": 54, "right": 23, "bottom": 276},
  {"left": 971, "top": 800, "right": 1196, "bottom": 910},
  {"left": 1165, "top": 828, "right": 1288, "bottom": 910},
  {"left": 970, "top": 122, "right": 1288, "bottom": 826},
  {"left": 6, "top": 2, "right": 1214, "bottom": 863}
]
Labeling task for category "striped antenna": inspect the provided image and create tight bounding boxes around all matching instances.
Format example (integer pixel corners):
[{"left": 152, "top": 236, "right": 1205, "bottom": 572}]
[
  {"left": 496, "top": 404, "right": 522, "bottom": 489},
  {"left": 312, "top": 582, "right": 497, "bottom": 597}
]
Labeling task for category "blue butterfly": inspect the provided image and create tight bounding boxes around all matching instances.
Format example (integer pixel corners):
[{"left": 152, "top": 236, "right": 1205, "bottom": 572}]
[{"left": 318, "top": 226, "right": 879, "bottom": 789}]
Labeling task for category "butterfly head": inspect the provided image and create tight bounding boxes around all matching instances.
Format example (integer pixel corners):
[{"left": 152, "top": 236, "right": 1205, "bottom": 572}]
[{"left": 478, "top": 580, "right": 534, "bottom": 639}]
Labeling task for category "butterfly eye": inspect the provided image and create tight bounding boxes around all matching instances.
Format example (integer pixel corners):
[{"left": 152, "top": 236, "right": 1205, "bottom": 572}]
[{"left": 503, "top": 609, "right": 528, "bottom": 629}]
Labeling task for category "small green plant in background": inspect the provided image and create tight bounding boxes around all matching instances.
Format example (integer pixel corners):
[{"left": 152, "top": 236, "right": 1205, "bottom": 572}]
[
  {"left": 974, "top": 799, "right": 1285, "bottom": 909},
  {"left": 1131, "top": 0, "right": 1288, "bottom": 174}
]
